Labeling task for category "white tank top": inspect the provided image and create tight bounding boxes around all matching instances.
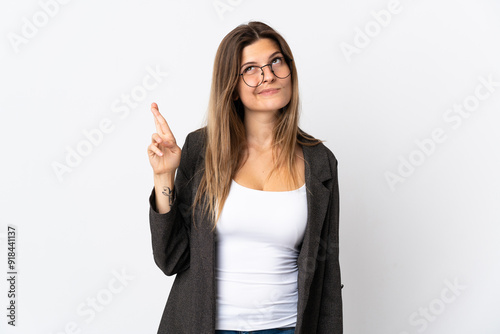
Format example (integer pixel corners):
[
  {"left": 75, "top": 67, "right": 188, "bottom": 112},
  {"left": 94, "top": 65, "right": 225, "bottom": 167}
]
[{"left": 215, "top": 179, "right": 308, "bottom": 331}]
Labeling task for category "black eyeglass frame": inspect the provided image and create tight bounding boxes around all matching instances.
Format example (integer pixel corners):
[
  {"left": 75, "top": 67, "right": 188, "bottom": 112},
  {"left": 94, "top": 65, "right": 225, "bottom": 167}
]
[{"left": 239, "top": 57, "right": 294, "bottom": 88}]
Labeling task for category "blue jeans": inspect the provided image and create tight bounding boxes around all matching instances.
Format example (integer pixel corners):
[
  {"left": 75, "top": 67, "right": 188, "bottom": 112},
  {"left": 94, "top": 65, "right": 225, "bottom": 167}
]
[{"left": 215, "top": 328, "right": 295, "bottom": 334}]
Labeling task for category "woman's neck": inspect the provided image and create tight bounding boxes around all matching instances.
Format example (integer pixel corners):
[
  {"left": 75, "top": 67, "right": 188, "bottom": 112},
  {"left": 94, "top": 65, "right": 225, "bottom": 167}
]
[{"left": 243, "top": 110, "right": 278, "bottom": 150}]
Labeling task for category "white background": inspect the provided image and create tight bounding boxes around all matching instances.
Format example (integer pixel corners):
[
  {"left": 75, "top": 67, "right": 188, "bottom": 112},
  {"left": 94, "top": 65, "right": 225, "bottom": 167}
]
[{"left": 1, "top": 0, "right": 499, "bottom": 333}]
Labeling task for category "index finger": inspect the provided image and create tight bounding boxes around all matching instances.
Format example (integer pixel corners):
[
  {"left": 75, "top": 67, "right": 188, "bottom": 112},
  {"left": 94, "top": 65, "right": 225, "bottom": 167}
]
[{"left": 151, "top": 103, "right": 174, "bottom": 138}]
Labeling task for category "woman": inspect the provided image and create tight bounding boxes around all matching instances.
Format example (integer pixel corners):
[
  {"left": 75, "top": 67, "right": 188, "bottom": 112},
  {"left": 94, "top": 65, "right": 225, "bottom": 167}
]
[{"left": 147, "top": 21, "right": 343, "bottom": 334}]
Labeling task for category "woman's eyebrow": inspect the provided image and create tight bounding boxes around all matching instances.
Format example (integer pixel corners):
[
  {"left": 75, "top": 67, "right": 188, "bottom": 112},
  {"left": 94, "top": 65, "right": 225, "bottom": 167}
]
[{"left": 240, "top": 51, "right": 283, "bottom": 69}]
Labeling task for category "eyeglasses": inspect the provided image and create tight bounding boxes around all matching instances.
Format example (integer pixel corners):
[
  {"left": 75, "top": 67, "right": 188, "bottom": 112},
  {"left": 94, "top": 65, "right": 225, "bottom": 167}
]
[{"left": 239, "top": 56, "right": 293, "bottom": 88}]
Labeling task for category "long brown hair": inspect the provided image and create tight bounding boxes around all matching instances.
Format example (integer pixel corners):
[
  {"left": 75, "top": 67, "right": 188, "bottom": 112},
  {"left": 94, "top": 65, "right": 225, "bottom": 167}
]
[{"left": 193, "top": 21, "right": 322, "bottom": 230}]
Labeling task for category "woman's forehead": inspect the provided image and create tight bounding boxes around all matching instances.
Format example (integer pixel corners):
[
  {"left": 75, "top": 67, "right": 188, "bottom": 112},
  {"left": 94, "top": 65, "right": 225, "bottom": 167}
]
[{"left": 240, "top": 38, "right": 281, "bottom": 62}]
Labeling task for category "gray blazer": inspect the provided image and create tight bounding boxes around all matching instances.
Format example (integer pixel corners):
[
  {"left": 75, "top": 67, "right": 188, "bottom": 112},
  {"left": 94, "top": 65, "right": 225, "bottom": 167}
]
[{"left": 149, "top": 127, "right": 343, "bottom": 333}]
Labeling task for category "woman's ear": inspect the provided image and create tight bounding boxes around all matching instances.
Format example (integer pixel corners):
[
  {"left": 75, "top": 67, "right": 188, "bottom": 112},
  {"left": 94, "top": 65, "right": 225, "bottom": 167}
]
[{"left": 233, "top": 93, "right": 239, "bottom": 101}]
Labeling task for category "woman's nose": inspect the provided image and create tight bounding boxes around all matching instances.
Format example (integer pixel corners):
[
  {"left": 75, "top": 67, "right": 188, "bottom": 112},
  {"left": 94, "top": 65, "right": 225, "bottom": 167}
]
[{"left": 261, "top": 65, "right": 275, "bottom": 84}]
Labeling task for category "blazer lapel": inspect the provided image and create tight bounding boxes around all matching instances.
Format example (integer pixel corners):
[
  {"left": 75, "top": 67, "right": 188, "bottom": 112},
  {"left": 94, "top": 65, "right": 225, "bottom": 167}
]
[{"left": 297, "top": 143, "right": 332, "bottom": 317}]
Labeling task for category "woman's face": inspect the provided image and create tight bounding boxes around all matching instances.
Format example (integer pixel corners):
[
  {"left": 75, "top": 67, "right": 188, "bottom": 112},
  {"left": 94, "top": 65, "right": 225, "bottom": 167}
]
[{"left": 235, "top": 38, "right": 292, "bottom": 116}]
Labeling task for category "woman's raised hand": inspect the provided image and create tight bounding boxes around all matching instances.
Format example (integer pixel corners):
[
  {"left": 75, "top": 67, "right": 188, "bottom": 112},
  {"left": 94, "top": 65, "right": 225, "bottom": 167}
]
[{"left": 147, "top": 103, "right": 181, "bottom": 176}]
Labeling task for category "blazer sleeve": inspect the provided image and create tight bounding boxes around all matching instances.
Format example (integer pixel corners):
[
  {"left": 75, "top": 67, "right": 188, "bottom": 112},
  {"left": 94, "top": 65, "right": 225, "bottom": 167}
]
[
  {"left": 318, "top": 149, "right": 343, "bottom": 332},
  {"left": 148, "top": 131, "right": 195, "bottom": 276}
]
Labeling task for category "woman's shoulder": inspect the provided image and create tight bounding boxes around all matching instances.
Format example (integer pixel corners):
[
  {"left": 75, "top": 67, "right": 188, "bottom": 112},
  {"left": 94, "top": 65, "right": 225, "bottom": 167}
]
[
  {"left": 298, "top": 128, "right": 338, "bottom": 165},
  {"left": 297, "top": 127, "right": 328, "bottom": 147},
  {"left": 186, "top": 126, "right": 207, "bottom": 139},
  {"left": 184, "top": 126, "right": 207, "bottom": 149},
  {"left": 177, "top": 127, "right": 207, "bottom": 176}
]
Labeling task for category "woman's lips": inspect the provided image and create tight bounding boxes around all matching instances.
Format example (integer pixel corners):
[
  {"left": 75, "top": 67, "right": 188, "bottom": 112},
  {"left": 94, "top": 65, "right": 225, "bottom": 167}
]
[{"left": 259, "top": 88, "right": 280, "bottom": 96}]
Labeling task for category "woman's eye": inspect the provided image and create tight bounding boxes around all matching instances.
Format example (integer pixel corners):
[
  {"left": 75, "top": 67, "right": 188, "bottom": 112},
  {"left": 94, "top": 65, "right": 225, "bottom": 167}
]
[
  {"left": 244, "top": 66, "right": 255, "bottom": 73},
  {"left": 272, "top": 57, "right": 283, "bottom": 64}
]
